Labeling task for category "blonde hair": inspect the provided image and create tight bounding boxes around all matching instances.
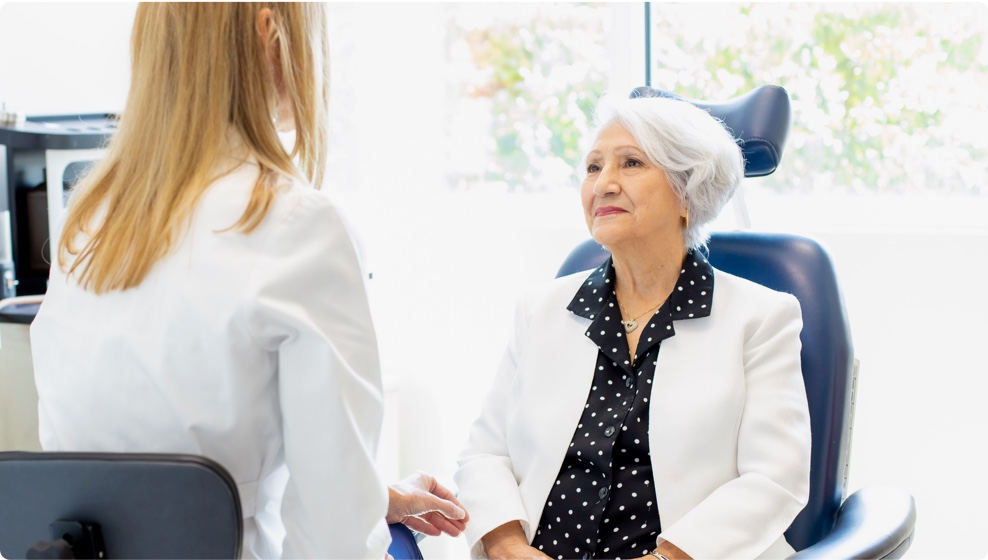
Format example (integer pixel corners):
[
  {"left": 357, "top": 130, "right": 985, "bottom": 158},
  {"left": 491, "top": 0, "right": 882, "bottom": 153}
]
[{"left": 59, "top": 2, "right": 330, "bottom": 293}]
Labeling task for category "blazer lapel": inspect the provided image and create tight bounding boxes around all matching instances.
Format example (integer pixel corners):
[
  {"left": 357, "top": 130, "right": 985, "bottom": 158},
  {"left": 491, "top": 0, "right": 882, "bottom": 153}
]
[{"left": 516, "top": 295, "right": 601, "bottom": 539}]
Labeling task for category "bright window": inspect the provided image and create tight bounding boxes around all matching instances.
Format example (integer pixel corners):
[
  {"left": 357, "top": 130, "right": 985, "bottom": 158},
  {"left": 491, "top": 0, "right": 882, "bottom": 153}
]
[
  {"left": 323, "top": 5, "right": 632, "bottom": 557},
  {"left": 648, "top": 4, "right": 988, "bottom": 559},
  {"left": 650, "top": 3, "right": 987, "bottom": 196}
]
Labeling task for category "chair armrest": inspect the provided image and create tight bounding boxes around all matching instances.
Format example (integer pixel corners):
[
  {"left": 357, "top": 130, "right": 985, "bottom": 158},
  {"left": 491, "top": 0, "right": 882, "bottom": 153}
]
[
  {"left": 789, "top": 487, "right": 916, "bottom": 560},
  {"left": 387, "top": 523, "right": 424, "bottom": 560}
]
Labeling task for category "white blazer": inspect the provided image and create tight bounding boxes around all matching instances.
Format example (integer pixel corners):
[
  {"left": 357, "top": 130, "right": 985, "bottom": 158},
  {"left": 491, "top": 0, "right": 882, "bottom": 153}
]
[
  {"left": 30, "top": 160, "right": 391, "bottom": 559},
  {"left": 455, "top": 267, "right": 812, "bottom": 559}
]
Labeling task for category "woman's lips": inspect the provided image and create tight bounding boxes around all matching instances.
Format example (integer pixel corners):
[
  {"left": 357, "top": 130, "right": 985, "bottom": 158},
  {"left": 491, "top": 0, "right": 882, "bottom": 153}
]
[{"left": 595, "top": 206, "right": 626, "bottom": 217}]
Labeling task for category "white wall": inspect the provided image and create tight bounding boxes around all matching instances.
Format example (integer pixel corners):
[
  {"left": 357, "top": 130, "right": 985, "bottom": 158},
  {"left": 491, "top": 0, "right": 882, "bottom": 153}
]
[{"left": 0, "top": 2, "right": 135, "bottom": 115}]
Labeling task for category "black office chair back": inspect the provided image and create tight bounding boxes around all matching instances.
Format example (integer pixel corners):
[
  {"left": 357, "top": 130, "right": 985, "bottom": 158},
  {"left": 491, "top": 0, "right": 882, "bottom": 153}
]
[{"left": 0, "top": 452, "right": 243, "bottom": 559}]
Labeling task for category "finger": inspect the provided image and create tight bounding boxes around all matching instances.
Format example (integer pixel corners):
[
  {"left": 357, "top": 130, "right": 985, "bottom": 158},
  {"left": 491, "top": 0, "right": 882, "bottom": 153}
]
[
  {"left": 418, "top": 511, "right": 457, "bottom": 535},
  {"left": 409, "top": 473, "right": 470, "bottom": 522},
  {"left": 419, "top": 511, "right": 464, "bottom": 537},
  {"left": 405, "top": 493, "right": 467, "bottom": 523},
  {"left": 418, "top": 492, "right": 468, "bottom": 521},
  {"left": 431, "top": 499, "right": 467, "bottom": 522},
  {"left": 458, "top": 499, "right": 470, "bottom": 523},
  {"left": 423, "top": 476, "right": 457, "bottom": 501},
  {"left": 433, "top": 490, "right": 469, "bottom": 522},
  {"left": 425, "top": 478, "right": 469, "bottom": 510},
  {"left": 401, "top": 515, "right": 442, "bottom": 537},
  {"left": 429, "top": 511, "right": 468, "bottom": 532},
  {"left": 418, "top": 476, "right": 463, "bottom": 504}
]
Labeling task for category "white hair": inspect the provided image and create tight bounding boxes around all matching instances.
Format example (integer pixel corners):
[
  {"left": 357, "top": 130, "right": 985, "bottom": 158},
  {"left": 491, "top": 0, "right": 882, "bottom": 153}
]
[{"left": 590, "top": 94, "right": 745, "bottom": 251}]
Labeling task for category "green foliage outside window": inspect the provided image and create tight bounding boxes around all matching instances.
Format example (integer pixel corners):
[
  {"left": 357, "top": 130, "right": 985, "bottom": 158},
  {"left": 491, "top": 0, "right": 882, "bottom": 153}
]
[
  {"left": 651, "top": 3, "right": 987, "bottom": 194},
  {"left": 444, "top": 3, "right": 986, "bottom": 195},
  {"left": 445, "top": 3, "right": 608, "bottom": 191}
]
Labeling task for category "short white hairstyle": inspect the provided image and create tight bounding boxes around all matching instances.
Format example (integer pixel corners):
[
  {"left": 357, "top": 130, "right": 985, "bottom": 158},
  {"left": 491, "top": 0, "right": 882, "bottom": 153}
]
[{"left": 590, "top": 94, "right": 745, "bottom": 251}]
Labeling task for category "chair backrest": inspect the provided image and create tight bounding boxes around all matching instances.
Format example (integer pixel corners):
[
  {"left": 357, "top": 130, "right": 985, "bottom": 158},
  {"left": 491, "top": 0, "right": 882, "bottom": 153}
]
[
  {"left": 555, "top": 232, "right": 855, "bottom": 551},
  {"left": 0, "top": 452, "right": 243, "bottom": 559},
  {"left": 630, "top": 85, "right": 792, "bottom": 177}
]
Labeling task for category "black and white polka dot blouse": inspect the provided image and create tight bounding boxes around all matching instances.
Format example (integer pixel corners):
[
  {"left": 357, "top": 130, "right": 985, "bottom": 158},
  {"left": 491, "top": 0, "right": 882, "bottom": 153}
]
[{"left": 530, "top": 250, "right": 714, "bottom": 560}]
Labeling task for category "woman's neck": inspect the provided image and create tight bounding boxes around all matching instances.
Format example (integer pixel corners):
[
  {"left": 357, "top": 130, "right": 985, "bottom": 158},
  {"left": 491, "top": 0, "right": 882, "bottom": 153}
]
[{"left": 610, "top": 239, "right": 687, "bottom": 313}]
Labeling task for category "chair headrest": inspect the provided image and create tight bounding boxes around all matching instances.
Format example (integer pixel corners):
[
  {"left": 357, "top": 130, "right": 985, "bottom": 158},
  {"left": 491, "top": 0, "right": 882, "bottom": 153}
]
[{"left": 630, "top": 85, "right": 792, "bottom": 177}]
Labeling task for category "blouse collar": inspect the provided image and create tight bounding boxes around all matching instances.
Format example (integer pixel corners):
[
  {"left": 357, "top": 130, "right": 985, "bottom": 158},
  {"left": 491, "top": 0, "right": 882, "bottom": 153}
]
[
  {"left": 567, "top": 249, "right": 715, "bottom": 323},
  {"left": 566, "top": 250, "right": 715, "bottom": 369}
]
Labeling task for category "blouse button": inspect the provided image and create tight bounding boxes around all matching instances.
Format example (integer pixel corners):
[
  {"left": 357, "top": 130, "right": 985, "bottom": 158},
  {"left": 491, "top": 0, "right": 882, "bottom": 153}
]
[
  {"left": 599, "top": 487, "right": 609, "bottom": 499},
  {"left": 604, "top": 426, "right": 616, "bottom": 437},
  {"left": 582, "top": 553, "right": 591, "bottom": 560},
  {"left": 625, "top": 377, "right": 634, "bottom": 388}
]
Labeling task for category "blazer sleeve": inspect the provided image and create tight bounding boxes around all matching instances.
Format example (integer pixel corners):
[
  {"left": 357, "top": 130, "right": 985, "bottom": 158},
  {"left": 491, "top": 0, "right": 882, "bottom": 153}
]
[
  {"left": 455, "top": 292, "right": 533, "bottom": 558},
  {"left": 246, "top": 191, "right": 390, "bottom": 559},
  {"left": 660, "top": 293, "right": 812, "bottom": 559}
]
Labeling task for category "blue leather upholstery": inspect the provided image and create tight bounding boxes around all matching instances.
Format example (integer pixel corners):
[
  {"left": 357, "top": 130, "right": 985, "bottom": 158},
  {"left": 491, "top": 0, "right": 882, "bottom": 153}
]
[
  {"left": 631, "top": 85, "right": 791, "bottom": 178},
  {"left": 388, "top": 523, "right": 425, "bottom": 560},
  {"left": 555, "top": 234, "right": 916, "bottom": 557},
  {"left": 551, "top": 85, "right": 916, "bottom": 558},
  {"left": 708, "top": 233, "right": 853, "bottom": 550},
  {"left": 790, "top": 487, "right": 916, "bottom": 559}
]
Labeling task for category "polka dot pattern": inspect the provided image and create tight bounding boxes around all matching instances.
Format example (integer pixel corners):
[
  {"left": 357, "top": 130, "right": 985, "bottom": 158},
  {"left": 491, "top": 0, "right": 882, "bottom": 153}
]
[{"left": 536, "top": 251, "right": 715, "bottom": 559}]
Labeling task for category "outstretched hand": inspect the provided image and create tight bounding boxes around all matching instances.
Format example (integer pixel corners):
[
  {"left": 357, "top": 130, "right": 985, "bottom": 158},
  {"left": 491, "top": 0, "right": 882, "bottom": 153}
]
[{"left": 386, "top": 472, "right": 470, "bottom": 537}]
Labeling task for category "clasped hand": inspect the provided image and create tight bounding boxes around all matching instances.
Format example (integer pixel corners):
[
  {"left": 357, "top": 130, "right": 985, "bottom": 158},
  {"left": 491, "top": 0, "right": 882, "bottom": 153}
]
[{"left": 387, "top": 472, "right": 470, "bottom": 537}]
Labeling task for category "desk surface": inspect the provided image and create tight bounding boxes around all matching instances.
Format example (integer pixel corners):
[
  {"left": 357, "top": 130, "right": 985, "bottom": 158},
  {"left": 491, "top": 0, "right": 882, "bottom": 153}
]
[{"left": 0, "top": 302, "right": 39, "bottom": 325}]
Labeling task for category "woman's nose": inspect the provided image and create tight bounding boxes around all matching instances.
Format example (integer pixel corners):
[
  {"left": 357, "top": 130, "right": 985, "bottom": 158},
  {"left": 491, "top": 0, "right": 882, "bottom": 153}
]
[{"left": 592, "top": 164, "right": 620, "bottom": 197}]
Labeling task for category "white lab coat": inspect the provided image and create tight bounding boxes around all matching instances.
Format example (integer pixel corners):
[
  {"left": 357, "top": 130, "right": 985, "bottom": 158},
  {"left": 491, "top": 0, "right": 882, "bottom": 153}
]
[
  {"left": 30, "top": 159, "right": 391, "bottom": 559},
  {"left": 455, "top": 268, "right": 811, "bottom": 559}
]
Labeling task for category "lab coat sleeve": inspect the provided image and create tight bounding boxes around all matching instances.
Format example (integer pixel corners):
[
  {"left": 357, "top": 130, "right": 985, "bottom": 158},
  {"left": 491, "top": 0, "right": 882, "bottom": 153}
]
[
  {"left": 659, "top": 294, "right": 812, "bottom": 559},
  {"left": 455, "top": 293, "right": 532, "bottom": 558},
  {"left": 246, "top": 190, "right": 390, "bottom": 559}
]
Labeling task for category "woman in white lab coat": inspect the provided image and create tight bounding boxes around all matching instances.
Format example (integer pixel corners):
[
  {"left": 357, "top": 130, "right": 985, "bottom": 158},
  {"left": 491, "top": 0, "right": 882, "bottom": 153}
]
[{"left": 30, "top": 4, "right": 465, "bottom": 558}]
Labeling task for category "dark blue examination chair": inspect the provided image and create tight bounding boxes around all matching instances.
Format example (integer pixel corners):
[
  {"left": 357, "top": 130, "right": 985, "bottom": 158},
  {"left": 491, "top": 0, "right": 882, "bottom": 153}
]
[
  {"left": 387, "top": 86, "right": 916, "bottom": 560},
  {"left": 554, "top": 85, "right": 917, "bottom": 559}
]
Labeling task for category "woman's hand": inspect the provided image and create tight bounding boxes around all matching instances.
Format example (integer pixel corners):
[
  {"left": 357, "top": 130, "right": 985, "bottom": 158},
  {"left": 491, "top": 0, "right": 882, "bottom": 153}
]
[
  {"left": 481, "top": 521, "right": 551, "bottom": 560},
  {"left": 629, "top": 538, "right": 692, "bottom": 560},
  {"left": 386, "top": 472, "right": 469, "bottom": 537}
]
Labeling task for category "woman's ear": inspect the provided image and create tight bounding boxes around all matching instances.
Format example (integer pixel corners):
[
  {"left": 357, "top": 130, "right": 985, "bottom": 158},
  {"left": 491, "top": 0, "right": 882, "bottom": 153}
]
[
  {"left": 256, "top": 7, "right": 275, "bottom": 46},
  {"left": 256, "top": 7, "right": 281, "bottom": 77},
  {"left": 257, "top": 7, "right": 293, "bottom": 132}
]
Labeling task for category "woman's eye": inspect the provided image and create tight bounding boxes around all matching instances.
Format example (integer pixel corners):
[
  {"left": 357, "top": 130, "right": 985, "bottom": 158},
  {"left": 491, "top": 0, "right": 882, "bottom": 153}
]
[
  {"left": 586, "top": 163, "right": 601, "bottom": 174},
  {"left": 626, "top": 158, "right": 642, "bottom": 167}
]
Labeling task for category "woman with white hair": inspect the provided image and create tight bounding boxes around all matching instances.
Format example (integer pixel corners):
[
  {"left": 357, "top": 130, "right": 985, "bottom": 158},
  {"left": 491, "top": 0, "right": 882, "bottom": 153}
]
[{"left": 455, "top": 95, "right": 811, "bottom": 560}]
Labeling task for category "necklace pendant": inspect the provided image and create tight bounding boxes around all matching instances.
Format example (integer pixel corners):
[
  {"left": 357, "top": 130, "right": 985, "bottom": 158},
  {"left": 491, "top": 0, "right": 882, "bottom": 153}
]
[{"left": 622, "top": 320, "right": 638, "bottom": 333}]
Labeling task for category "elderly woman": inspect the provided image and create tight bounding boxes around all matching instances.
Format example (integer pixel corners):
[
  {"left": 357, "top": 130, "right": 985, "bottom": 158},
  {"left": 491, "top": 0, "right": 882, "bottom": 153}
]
[{"left": 455, "top": 95, "right": 811, "bottom": 560}]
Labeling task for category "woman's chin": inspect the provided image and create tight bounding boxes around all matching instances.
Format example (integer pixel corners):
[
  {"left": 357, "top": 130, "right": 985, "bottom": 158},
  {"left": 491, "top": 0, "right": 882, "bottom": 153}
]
[{"left": 590, "top": 230, "right": 622, "bottom": 251}]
